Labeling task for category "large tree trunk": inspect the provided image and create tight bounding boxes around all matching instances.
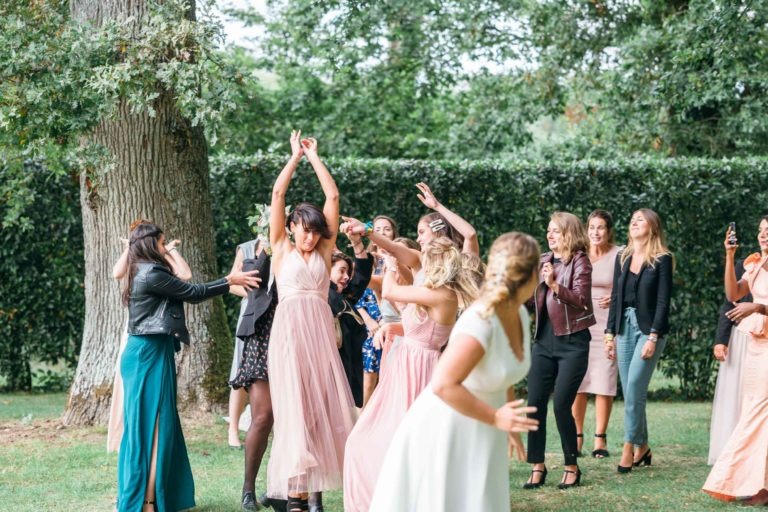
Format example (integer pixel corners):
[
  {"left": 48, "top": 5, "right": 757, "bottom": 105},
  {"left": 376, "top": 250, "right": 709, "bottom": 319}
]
[{"left": 64, "top": 0, "right": 231, "bottom": 426}]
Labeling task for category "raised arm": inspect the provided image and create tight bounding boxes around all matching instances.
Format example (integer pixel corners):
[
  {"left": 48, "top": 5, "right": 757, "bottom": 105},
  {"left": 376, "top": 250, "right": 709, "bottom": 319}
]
[
  {"left": 724, "top": 227, "right": 750, "bottom": 302},
  {"left": 416, "top": 182, "right": 479, "bottom": 256},
  {"left": 270, "top": 130, "right": 304, "bottom": 260},
  {"left": 301, "top": 137, "right": 339, "bottom": 256},
  {"left": 164, "top": 239, "right": 192, "bottom": 281},
  {"left": 113, "top": 238, "right": 130, "bottom": 279},
  {"left": 341, "top": 216, "right": 421, "bottom": 269}
]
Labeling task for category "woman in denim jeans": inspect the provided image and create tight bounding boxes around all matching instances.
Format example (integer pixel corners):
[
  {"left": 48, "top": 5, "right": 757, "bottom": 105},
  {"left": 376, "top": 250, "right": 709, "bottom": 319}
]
[{"left": 604, "top": 208, "right": 673, "bottom": 474}]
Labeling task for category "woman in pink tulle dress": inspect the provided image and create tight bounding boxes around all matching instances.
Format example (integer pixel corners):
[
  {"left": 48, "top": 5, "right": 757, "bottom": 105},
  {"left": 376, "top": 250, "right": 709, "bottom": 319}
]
[
  {"left": 703, "top": 220, "right": 768, "bottom": 505},
  {"left": 264, "top": 132, "right": 356, "bottom": 511},
  {"left": 339, "top": 230, "right": 481, "bottom": 512}
]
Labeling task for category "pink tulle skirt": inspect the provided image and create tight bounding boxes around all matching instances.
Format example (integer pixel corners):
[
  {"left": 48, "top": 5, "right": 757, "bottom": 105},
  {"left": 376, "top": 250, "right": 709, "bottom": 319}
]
[
  {"left": 343, "top": 338, "right": 441, "bottom": 512},
  {"left": 266, "top": 294, "right": 357, "bottom": 498}
]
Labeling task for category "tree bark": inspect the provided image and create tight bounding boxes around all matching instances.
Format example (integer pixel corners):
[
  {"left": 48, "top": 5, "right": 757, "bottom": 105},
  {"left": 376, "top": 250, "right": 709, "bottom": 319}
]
[{"left": 64, "top": 0, "right": 231, "bottom": 426}]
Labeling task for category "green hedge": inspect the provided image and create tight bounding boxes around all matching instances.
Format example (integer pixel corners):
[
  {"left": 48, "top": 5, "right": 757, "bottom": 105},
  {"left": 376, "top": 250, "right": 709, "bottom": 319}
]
[
  {"left": 6, "top": 154, "right": 768, "bottom": 398},
  {"left": 0, "top": 163, "right": 84, "bottom": 391}
]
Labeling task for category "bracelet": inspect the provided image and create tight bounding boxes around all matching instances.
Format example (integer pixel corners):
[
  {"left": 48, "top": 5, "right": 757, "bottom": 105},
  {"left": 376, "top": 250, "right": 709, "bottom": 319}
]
[
  {"left": 364, "top": 221, "right": 374, "bottom": 235},
  {"left": 168, "top": 247, "right": 178, "bottom": 253},
  {"left": 604, "top": 335, "right": 615, "bottom": 345}
]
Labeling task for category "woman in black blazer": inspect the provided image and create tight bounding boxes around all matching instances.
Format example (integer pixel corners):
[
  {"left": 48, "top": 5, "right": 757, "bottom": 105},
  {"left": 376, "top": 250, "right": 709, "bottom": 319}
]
[{"left": 604, "top": 208, "right": 673, "bottom": 474}]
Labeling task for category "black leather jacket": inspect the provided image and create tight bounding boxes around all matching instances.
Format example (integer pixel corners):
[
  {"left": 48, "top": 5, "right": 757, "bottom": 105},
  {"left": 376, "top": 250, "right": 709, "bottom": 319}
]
[{"left": 128, "top": 262, "right": 230, "bottom": 350}]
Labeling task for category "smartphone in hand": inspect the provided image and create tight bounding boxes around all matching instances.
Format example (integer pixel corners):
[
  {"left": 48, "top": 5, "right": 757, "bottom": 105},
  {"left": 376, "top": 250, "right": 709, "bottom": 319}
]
[{"left": 728, "top": 222, "right": 737, "bottom": 246}]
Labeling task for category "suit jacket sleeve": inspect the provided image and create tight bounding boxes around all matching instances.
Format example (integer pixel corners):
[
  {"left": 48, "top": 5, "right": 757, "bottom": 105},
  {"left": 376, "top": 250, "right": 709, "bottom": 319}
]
[
  {"left": 346, "top": 254, "right": 374, "bottom": 304},
  {"left": 714, "top": 259, "right": 748, "bottom": 346},
  {"left": 605, "top": 253, "right": 622, "bottom": 335},
  {"left": 650, "top": 254, "right": 673, "bottom": 335}
]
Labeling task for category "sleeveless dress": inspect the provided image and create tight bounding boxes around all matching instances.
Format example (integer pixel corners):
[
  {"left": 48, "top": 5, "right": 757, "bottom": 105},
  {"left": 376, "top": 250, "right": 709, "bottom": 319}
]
[
  {"left": 343, "top": 303, "right": 453, "bottom": 512},
  {"left": 370, "top": 303, "right": 532, "bottom": 511},
  {"left": 266, "top": 249, "right": 357, "bottom": 498},
  {"left": 578, "top": 245, "right": 621, "bottom": 396},
  {"left": 704, "top": 256, "right": 768, "bottom": 500}
]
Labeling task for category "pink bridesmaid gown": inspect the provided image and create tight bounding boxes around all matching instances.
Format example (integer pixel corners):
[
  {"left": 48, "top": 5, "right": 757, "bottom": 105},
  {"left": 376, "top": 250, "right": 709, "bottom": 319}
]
[
  {"left": 266, "top": 249, "right": 357, "bottom": 499},
  {"left": 343, "top": 303, "right": 453, "bottom": 512},
  {"left": 703, "top": 257, "right": 768, "bottom": 500}
]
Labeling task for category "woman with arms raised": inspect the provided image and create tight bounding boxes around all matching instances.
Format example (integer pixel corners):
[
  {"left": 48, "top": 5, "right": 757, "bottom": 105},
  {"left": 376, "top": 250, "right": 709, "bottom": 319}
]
[{"left": 263, "top": 131, "right": 356, "bottom": 512}]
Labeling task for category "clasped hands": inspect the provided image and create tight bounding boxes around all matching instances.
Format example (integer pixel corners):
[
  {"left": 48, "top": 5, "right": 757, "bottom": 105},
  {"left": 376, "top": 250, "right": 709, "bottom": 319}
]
[{"left": 290, "top": 130, "right": 319, "bottom": 160}]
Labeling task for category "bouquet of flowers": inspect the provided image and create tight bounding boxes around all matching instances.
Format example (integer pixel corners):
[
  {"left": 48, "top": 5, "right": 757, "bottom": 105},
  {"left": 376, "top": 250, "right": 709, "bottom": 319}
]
[{"left": 247, "top": 204, "right": 290, "bottom": 255}]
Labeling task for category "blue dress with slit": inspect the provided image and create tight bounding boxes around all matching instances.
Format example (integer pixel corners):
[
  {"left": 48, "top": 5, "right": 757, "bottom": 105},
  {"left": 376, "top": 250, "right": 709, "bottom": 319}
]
[{"left": 117, "top": 334, "right": 195, "bottom": 511}]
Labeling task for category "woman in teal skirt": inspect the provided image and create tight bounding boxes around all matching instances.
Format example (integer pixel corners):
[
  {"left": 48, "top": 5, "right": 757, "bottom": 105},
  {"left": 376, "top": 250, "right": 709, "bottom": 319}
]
[{"left": 119, "top": 222, "right": 260, "bottom": 512}]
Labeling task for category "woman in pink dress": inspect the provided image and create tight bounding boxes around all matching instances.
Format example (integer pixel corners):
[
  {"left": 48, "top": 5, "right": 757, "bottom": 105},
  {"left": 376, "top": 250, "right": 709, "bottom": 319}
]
[
  {"left": 703, "top": 220, "right": 768, "bottom": 505},
  {"left": 572, "top": 209, "right": 621, "bottom": 458},
  {"left": 264, "top": 131, "right": 356, "bottom": 512},
  {"left": 340, "top": 233, "right": 480, "bottom": 512}
]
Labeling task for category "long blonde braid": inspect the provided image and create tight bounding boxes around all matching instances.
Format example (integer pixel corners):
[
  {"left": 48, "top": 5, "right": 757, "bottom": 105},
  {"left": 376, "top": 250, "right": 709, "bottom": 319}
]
[{"left": 478, "top": 233, "right": 541, "bottom": 319}]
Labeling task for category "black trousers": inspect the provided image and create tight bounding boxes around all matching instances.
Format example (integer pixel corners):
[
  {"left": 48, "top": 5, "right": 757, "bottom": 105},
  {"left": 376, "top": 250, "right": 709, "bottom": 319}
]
[{"left": 526, "top": 321, "right": 590, "bottom": 466}]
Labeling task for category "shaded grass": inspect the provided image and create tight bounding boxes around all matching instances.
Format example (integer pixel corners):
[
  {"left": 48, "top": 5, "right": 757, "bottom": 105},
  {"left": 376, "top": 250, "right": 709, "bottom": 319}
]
[{"left": 0, "top": 392, "right": 734, "bottom": 511}]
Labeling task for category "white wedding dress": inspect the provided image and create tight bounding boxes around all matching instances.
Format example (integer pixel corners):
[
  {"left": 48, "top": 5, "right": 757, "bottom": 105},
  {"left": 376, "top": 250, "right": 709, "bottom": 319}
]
[{"left": 370, "top": 303, "right": 531, "bottom": 512}]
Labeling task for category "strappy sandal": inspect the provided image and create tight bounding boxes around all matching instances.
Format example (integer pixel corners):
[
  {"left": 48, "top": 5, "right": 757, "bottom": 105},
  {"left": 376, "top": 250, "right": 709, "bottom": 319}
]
[
  {"left": 287, "top": 496, "right": 308, "bottom": 512},
  {"left": 592, "top": 433, "right": 610, "bottom": 458},
  {"left": 522, "top": 466, "right": 548, "bottom": 489},
  {"left": 576, "top": 432, "right": 584, "bottom": 457}
]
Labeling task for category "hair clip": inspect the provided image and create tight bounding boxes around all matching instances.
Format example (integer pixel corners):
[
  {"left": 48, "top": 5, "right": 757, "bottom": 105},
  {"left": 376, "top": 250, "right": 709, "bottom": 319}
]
[{"left": 429, "top": 218, "right": 446, "bottom": 233}]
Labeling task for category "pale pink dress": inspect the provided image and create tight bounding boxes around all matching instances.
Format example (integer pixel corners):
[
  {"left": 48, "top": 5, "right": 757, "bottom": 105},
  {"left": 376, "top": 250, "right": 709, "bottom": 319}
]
[
  {"left": 343, "top": 303, "right": 453, "bottom": 512},
  {"left": 704, "top": 256, "right": 768, "bottom": 500},
  {"left": 266, "top": 249, "right": 357, "bottom": 498},
  {"left": 578, "top": 245, "right": 621, "bottom": 396}
]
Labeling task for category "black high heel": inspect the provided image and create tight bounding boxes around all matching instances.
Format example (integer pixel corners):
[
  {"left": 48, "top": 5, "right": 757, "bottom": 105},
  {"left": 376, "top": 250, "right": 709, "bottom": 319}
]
[
  {"left": 523, "top": 466, "right": 548, "bottom": 489},
  {"left": 592, "top": 433, "right": 610, "bottom": 458},
  {"left": 259, "top": 493, "right": 287, "bottom": 512},
  {"left": 633, "top": 448, "right": 652, "bottom": 467},
  {"left": 617, "top": 463, "right": 632, "bottom": 474},
  {"left": 558, "top": 466, "right": 581, "bottom": 489},
  {"left": 286, "top": 496, "right": 308, "bottom": 512},
  {"left": 241, "top": 491, "right": 262, "bottom": 511}
]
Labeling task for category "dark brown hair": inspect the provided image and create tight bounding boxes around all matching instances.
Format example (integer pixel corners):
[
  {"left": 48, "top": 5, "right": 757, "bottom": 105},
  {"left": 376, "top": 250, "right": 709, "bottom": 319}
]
[
  {"left": 587, "top": 209, "right": 615, "bottom": 246},
  {"left": 122, "top": 222, "right": 169, "bottom": 306},
  {"left": 286, "top": 202, "right": 332, "bottom": 239}
]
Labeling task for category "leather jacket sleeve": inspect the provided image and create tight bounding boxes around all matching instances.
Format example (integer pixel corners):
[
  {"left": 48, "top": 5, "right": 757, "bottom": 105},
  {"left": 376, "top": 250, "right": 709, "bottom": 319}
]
[
  {"left": 553, "top": 252, "right": 592, "bottom": 310},
  {"left": 145, "top": 266, "right": 229, "bottom": 304},
  {"left": 650, "top": 254, "right": 673, "bottom": 335}
]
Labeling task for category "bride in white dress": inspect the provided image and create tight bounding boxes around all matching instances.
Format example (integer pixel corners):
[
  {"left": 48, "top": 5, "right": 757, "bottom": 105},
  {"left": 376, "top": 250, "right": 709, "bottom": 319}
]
[{"left": 370, "top": 232, "right": 541, "bottom": 512}]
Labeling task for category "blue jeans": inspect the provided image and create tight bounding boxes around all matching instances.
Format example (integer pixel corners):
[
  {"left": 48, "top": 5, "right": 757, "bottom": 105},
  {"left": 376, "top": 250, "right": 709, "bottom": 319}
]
[{"left": 616, "top": 308, "right": 666, "bottom": 446}]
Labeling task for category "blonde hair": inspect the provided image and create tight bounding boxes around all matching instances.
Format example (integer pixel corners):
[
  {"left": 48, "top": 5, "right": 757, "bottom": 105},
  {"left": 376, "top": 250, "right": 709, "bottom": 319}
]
[
  {"left": 620, "top": 208, "right": 673, "bottom": 268},
  {"left": 478, "top": 233, "right": 541, "bottom": 318},
  {"left": 419, "top": 237, "right": 480, "bottom": 313},
  {"left": 550, "top": 211, "right": 589, "bottom": 263}
]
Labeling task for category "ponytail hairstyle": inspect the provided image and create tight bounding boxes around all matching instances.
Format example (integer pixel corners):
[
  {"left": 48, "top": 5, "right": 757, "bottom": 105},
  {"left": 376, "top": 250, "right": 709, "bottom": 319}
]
[
  {"left": 478, "top": 232, "right": 541, "bottom": 319},
  {"left": 286, "top": 202, "right": 333, "bottom": 239},
  {"left": 550, "top": 211, "right": 589, "bottom": 263},
  {"left": 122, "top": 222, "right": 169, "bottom": 306},
  {"left": 419, "top": 212, "right": 464, "bottom": 250},
  {"left": 620, "top": 208, "right": 673, "bottom": 268},
  {"left": 419, "top": 237, "right": 480, "bottom": 314}
]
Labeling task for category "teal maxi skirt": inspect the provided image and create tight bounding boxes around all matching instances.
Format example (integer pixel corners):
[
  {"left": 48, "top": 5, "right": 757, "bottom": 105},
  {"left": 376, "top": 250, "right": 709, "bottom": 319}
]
[{"left": 117, "top": 334, "right": 195, "bottom": 511}]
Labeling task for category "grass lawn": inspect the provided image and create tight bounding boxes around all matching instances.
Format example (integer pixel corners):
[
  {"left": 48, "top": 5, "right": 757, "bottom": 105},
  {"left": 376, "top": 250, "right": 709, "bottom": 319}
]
[{"left": 0, "top": 389, "right": 734, "bottom": 512}]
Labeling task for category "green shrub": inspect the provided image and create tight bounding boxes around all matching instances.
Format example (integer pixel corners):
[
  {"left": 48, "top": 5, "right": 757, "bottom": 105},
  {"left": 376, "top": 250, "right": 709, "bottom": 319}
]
[{"left": 0, "top": 163, "right": 84, "bottom": 391}]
